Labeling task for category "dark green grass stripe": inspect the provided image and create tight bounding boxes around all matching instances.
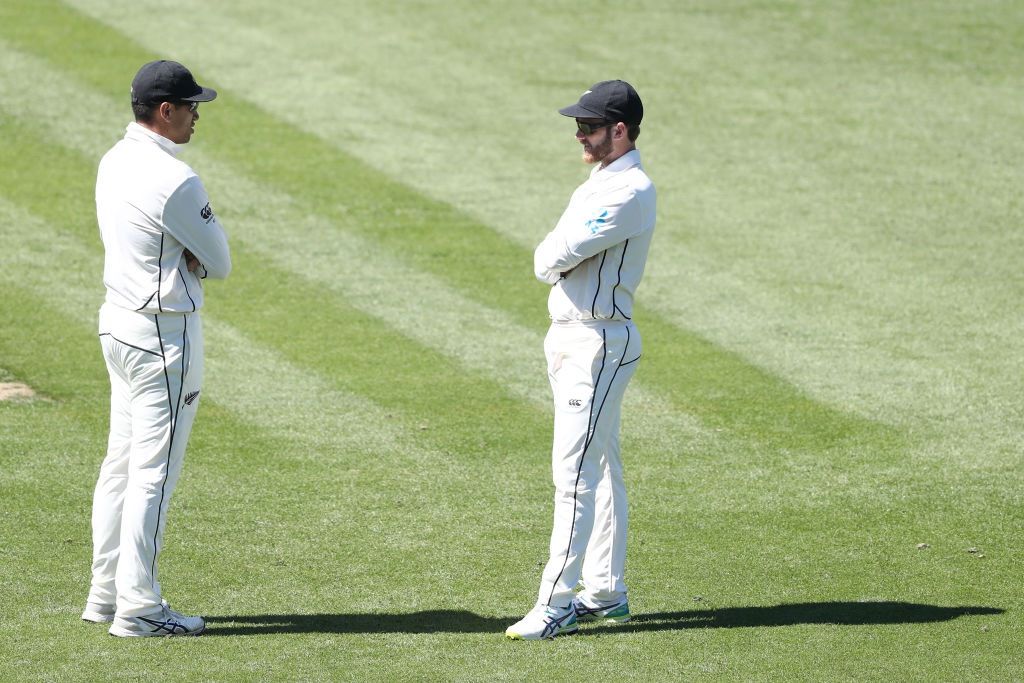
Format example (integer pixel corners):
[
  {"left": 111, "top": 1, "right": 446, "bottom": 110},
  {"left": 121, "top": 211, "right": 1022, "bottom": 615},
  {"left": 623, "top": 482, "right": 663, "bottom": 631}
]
[
  {"left": 0, "top": 281, "right": 106, "bottom": 417},
  {"left": 0, "top": 0, "right": 902, "bottom": 458},
  {"left": 219, "top": 246, "right": 551, "bottom": 462}
]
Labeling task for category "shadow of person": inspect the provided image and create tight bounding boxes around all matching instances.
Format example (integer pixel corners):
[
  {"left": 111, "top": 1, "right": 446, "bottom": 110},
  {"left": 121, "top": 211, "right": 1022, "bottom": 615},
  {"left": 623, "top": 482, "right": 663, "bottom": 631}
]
[
  {"left": 580, "top": 601, "right": 1004, "bottom": 635},
  {"left": 203, "top": 602, "right": 1002, "bottom": 636},
  {"left": 204, "top": 610, "right": 508, "bottom": 636}
]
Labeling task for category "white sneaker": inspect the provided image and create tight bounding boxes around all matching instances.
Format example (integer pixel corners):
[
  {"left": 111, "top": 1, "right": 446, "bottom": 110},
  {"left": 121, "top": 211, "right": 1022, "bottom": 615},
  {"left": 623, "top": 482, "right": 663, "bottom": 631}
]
[
  {"left": 108, "top": 604, "right": 206, "bottom": 637},
  {"left": 81, "top": 601, "right": 115, "bottom": 623},
  {"left": 505, "top": 603, "right": 578, "bottom": 640}
]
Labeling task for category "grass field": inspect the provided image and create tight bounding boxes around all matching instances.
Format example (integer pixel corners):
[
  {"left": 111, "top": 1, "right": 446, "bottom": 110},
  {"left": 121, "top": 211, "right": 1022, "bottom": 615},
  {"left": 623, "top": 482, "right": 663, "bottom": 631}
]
[{"left": 2, "top": 0, "right": 1023, "bottom": 679}]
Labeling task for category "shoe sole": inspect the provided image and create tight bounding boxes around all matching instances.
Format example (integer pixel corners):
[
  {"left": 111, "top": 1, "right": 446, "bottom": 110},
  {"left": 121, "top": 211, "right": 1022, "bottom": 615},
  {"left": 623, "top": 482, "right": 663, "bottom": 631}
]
[
  {"left": 505, "top": 624, "right": 579, "bottom": 640},
  {"left": 109, "top": 624, "right": 206, "bottom": 638}
]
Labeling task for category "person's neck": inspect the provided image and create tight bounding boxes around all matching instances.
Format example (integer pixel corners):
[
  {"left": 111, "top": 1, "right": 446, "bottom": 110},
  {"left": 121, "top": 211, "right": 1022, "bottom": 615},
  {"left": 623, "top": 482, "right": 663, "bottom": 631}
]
[
  {"left": 600, "top": 145, "right": 635, "bottom": 169},
  {"left": 136, "top": 120, "right": 176, "bottom": 143}
]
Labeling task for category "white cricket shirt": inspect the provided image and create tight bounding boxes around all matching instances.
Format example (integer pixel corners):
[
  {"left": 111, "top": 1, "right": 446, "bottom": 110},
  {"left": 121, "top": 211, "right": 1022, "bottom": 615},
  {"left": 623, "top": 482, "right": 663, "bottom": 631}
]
[
  {"left": 96, "top": 122, "right": 230, "bottom": 314},
  {"left": 534, "top": 149, "right": 656, "bottom": 323}
]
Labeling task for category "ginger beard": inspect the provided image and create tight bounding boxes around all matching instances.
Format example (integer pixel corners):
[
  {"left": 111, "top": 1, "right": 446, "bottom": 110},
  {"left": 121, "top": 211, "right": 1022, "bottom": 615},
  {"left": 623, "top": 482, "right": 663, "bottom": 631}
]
[{"left": 581, "top": 127, "right": 614, "bottom": 165}]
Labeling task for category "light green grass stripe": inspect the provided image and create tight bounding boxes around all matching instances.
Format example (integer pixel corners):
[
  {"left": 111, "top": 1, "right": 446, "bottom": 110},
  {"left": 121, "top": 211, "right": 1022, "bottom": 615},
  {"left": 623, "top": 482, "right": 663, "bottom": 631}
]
[
  {"left": 63, "top": 0, "right": 583, "bottom": 239},
  {"left": 0, "top": 39, "right": 708, "bottom": 445},
  {"left": 0, "top": 195, "right": 426, "bottom": 459}
]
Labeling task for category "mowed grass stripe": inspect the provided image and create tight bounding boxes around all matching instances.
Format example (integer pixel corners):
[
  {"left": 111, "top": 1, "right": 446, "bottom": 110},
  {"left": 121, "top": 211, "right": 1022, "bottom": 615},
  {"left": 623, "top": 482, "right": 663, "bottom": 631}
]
[
  {"left": 0, "top": 104, "right": 548, "bottom": 521},
  {"left": 0, "top": 14, "right": 918, "bottom": 576},
  {"left": 0, "top": 27, "right": 927, "bottom": 585},
  {"left": 0, "top": 123, "right": 509, "bottom": 502},
  {"left": 0, "top": 112, "right": 999, "bottom": 602},
  {"left": 0, "top": 31, "right": 940, "bottom": 603},
  {"left": 0, "top": 154, "right": 547, "bottom": 617},
  {"left": 0, "top": 37, "right": 715, "bottom": 464},
  {"left": 3, "top": 3, "right": 921, "bottom": 511},
  {"left": 0, "top": 1, "right": 907, "bottom": 460},
  {"left": 0, "top": 117, "right": 564, "bottom": 646},
  {"left": 0, "top": 193, "right": 385, "bottom": 457},
  {"left": 59, "top": 0, "right": 1012, "bottom": 436},
  {"left": 0, "top": 36, "right": 546, "bottom": 406},
  {"left": 0, "top": 291, "right": 523, "bottom": 657},
  {"left": 0, "top": 280, "right": 297, "bottom": 612},
  {"left": 1, "top": 6, "right": 1019, "bottom": 681}
]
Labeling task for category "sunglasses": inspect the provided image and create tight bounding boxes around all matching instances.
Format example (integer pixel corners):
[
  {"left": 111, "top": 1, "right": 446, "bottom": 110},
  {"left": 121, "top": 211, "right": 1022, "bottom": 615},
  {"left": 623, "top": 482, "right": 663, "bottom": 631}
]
[
  {"left": 177, "top": 101, "right": 199, "bottom": 112},
  {"left": 576, "top": 120, "right": 613, "bottom": 135}
]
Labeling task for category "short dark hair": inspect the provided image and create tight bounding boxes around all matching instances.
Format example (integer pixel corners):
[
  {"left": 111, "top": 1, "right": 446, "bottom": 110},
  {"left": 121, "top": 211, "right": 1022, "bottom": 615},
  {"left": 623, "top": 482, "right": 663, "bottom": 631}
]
[
  {"left": 627, "top": 123, "right": 641, "bottom": 142},
  {"left": 133, "top": 100, "right": 159, "bottom": 124}
]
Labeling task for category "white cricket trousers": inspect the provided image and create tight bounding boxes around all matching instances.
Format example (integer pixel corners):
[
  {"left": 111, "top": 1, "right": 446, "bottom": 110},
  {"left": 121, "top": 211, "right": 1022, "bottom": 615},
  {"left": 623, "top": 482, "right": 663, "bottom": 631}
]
[
  {"left": 537, "top": 319, "right": 640, "bottom": 608},
  {"left": 88, "top": 302, "right": 203, "bottom": 618}
]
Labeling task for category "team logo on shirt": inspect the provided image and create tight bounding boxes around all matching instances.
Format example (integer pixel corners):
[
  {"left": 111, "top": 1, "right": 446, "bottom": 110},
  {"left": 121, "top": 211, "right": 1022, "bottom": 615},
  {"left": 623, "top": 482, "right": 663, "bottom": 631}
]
[
  {"left": 184, "top": 390, "right": 200, "bottom": 406},
  {"left": 586, "top": 209, "right": 609, "bottom": 234},
  {"left": 200, "top": 202, "right": 214, "bottom": 223}
]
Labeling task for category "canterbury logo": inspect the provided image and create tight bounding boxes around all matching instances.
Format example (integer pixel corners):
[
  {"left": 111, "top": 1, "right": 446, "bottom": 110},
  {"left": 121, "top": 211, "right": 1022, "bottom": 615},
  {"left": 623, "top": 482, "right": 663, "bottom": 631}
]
[
  {"left": 184, "top": 390, "right": 200, "bottom": 406},
  {"left": 568, "top": 399, "right": 582, "bottom": 407}
]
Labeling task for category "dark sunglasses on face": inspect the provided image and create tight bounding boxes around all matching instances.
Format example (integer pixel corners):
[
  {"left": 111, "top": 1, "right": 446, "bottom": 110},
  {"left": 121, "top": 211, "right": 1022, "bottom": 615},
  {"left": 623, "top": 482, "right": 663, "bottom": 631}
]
[
  {"left": 177, "top": 101, "right": 199, "bottom": 112},
  {"left": 576, "top": 120, "right": 613, "bottom": 135}
]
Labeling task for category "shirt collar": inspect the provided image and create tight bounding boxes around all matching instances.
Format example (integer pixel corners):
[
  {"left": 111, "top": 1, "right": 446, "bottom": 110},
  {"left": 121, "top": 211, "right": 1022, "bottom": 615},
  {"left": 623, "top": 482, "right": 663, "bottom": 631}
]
[
  {"left": 591, "top": 148, "right": 642, "bottom": 179},
  {"left": 125, "top": 121, "right": 182, "bottom": 157}
]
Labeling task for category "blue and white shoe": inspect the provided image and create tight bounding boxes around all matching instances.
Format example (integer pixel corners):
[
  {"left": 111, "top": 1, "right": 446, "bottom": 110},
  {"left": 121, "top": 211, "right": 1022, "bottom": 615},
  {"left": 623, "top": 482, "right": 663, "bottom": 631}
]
[
  {"left": 572, "top": 594, "right": 631, "bottom": 623},
  {"left": 108, "top": 603, "right": 205, "bottom": 637},
  {"left": 505, "top": 603, "right": 579, "bottom": 640}
]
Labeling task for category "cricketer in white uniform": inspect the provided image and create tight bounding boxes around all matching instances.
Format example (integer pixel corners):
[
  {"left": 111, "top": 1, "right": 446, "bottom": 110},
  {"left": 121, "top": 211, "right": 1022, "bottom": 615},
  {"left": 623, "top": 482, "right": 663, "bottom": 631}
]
[
  {"left": 507, "top": 81, "right": 656, "bottom": 640},
  {"left": 81, "top": 60, "right": 229, "bottom": 637}
]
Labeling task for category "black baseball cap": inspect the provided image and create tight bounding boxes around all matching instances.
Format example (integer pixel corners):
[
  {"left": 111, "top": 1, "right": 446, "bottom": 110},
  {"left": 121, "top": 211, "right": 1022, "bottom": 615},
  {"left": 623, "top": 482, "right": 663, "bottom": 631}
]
[
  {"left": 558, "top": 80, "right": 643, "bottom": 125},
  {"left": 131, "top": 60, "right": 217, "bottom": 105}
]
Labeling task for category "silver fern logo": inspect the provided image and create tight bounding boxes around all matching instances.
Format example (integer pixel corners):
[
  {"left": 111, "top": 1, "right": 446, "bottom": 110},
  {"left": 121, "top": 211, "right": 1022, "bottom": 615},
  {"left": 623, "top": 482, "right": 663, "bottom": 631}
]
[{"left": 183, "top": 390, "right": 200, "bottom": 406}]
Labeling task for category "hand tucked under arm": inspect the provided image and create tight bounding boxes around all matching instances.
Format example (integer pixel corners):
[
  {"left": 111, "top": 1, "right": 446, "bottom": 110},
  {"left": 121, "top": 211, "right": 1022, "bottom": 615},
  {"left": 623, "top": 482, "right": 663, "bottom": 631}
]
[{"left": 183, "top": 249, "right": 200, "bottom": 272}]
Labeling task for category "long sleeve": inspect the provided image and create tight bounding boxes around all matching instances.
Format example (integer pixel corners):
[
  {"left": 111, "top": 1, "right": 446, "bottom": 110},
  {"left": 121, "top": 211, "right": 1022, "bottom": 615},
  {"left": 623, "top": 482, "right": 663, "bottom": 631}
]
[
  {"left": 534, "top": 150, "right": 656, "bottom": 323},
  {"left": 163, "top": 175, "right": 231, "bottom": 280}
]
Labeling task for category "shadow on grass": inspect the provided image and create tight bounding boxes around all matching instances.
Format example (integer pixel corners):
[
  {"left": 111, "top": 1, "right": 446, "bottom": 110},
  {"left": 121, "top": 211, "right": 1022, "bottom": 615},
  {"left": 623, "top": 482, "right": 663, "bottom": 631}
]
[
  {"left": 205, "top": 611, "right": 504, "bottom": 636},
  {"left": 205, "top": 602, "right": 1002, "bottom": 636},
  {"left": 594, "top": 602, "right": 1004, "bottom": 635}
]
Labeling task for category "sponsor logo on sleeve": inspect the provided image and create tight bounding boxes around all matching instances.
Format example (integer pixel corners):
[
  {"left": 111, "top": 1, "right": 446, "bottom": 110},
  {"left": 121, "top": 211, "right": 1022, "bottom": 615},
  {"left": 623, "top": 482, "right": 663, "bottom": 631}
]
[
  {"left": 200, "top": 203, "right": 214, "bottom": 223},
  {"left": 586, "top": 209, "right": 609, "bottom": 235}
]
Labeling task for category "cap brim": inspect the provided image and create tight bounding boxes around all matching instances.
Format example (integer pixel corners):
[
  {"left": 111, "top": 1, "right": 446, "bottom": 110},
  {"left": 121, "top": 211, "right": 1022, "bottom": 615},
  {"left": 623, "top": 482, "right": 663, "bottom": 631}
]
[
  {"left": 182, "top": 86, "right": 218, "bottom": 103},
  {"left": 558, "top": 103, "right": 605, "bottom": 119}
]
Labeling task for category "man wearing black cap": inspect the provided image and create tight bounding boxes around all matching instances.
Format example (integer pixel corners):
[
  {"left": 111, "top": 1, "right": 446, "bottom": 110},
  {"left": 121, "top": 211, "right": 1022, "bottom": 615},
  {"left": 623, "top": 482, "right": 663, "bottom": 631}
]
[
  {"left": 507, "top": 80, "right": 656, "bottom": 640},
  {"left": 81, "top": 60, "right": 230, "bottom": 637}
]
